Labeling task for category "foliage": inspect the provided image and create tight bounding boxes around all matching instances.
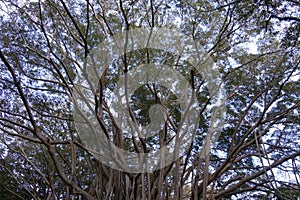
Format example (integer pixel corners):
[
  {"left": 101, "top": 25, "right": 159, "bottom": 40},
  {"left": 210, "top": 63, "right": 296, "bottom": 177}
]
[{"left": 0, "top": 0, "right": 299, "bottom": 199}]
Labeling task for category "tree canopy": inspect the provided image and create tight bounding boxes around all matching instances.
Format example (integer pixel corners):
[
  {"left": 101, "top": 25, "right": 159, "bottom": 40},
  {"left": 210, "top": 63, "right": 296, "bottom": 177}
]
[{"left": 0, "top": 0, "right": 299, "bottom": 199}]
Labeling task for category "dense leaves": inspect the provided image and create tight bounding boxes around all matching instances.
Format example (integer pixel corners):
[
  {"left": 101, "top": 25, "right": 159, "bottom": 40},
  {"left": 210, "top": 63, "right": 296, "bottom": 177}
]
[{"left": 0, "top": 0, "right": 299, "bottom": 199}]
